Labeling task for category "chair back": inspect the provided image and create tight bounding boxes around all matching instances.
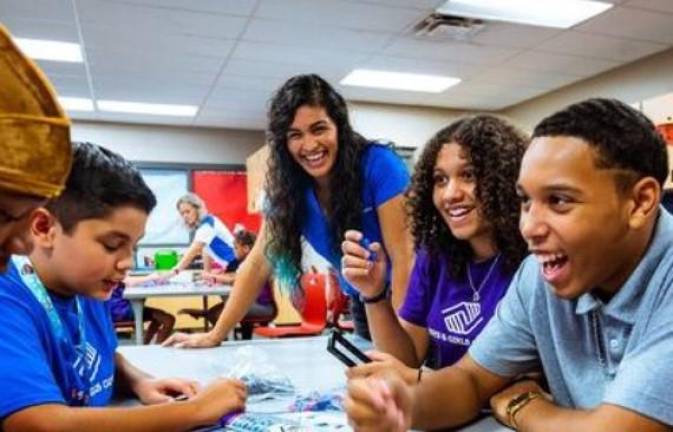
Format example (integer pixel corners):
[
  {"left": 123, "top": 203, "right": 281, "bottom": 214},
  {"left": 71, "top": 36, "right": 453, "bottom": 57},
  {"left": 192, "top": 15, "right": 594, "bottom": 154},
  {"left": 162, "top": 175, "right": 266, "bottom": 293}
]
[{"left": 298, "top": 272, "right": 328, "bottom": 327}]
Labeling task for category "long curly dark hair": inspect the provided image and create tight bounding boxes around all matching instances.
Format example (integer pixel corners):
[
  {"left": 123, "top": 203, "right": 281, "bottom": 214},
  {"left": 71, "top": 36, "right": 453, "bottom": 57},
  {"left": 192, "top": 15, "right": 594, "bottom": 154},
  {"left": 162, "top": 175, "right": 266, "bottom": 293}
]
[
  {"left": 264, "top": 74, "right": 368, "bottom": 288},
  {"left": 408, "top": 115, "right": 529, "bottom": 278}
]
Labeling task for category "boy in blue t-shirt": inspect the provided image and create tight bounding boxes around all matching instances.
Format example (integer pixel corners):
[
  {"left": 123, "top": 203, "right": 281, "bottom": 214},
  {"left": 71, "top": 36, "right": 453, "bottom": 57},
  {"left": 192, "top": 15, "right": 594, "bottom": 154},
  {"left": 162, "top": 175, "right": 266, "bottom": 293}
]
[{"left": 0, "top": 142, "right": 246, "bottom": 431}]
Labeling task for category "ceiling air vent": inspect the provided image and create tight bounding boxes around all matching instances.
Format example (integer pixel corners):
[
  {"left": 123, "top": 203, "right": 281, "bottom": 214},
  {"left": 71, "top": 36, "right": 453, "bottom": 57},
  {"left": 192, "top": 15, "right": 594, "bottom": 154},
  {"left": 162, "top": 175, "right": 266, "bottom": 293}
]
[{"left": 413, "top": 13, "right": 485, "bottom": 41}]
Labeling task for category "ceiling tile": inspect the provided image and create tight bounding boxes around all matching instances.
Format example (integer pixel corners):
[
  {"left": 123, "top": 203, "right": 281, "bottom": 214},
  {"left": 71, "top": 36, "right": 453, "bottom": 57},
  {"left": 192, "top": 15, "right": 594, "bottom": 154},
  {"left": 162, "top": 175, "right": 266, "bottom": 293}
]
[
  {"left": 230, "top": 41, "right": 369, "bottom": 77},
  {"left": 383, "top": 37, "right": 520, "bottom": 65},
  {"left": 242, "top": 18, "right": 391, "bottom": 53},
  {"left": 362, "top": 55, "right": 485, "bottom": 79},
  {"left": 93, "top": 78, "right": 209, "bottom": 103},
  {"left": 97, "top": 0, "right": 258, "bottom": 16},
  {"left": 469, "top": 68, "right": 581, "bottom": 90},
  {"left": 0, "top": 0, "right": 73, "bottom": 22},
  {"left": 76, "top": 0, "right": 249, "bottom": 40},
  {"left": 204, "top": 87, "right": 272, "bottom": 109},
  {"left": 212, "top": 74, "right": 285, "bottom": 94},
  {"left": 349, "top": 0, "right": 443, "bottom": 10},
  {"left": 221, "top": 59, "right": 318, "bottom": 79},
  {"left": 576, "top": 5, "right": 673, "bottom": 44},
  {"left": 505, "top": 50, "right": 620, "bottom": 76},
  {"left": 255, "top": 0, "right": 423, "bottom": 32},
  {"left": 537, "top": 30, "right": 668, "bottom": 62},
  {"left": 624, "top": 0, "right": 673, "bottom": 14},
  {"left": 1, "top": 16, "right": 79, "bottom": 41},
  {"left": 470, "top": 22, "right": 561, "bottom": 49}
]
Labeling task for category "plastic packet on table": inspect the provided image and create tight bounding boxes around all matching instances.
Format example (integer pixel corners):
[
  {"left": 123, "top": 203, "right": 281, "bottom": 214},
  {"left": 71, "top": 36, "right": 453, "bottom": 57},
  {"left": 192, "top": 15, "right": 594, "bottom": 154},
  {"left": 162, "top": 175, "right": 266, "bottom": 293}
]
[
  {"left": 216, "top": 346, "right": 295, "bottom": 402},
  {"left": 219, "top": 412, "right": 302, "bottom": 432}
]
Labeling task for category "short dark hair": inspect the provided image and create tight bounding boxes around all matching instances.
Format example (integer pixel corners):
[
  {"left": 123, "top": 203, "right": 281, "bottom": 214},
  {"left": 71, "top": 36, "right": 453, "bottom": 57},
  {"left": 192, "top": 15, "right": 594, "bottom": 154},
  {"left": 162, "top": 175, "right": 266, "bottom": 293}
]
[
  {"left": 46, "top": 142, "right": 156, "bottom": 233},
  {"left": 234, "top": 229, "right": 256, "bottom": 248},
  {"left": 533, "top": 98, "right": 669, "bottom": 191}
]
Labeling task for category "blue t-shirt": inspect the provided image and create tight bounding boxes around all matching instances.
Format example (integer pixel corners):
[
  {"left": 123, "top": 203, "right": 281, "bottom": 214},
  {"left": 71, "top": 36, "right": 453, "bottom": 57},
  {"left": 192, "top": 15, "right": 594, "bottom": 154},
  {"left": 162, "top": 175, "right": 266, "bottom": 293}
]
[
  {"left": 470, "top": 208, "right": 673, "bottom": 426},
  {"left": 301, "top": 144, "right": 410, "bottom": 296},
  {"left": 0, "top": 259, "right": 118, "bottom": 420},
  {"left": 399, "top": 250, "right": 513, "bottom": 368}
]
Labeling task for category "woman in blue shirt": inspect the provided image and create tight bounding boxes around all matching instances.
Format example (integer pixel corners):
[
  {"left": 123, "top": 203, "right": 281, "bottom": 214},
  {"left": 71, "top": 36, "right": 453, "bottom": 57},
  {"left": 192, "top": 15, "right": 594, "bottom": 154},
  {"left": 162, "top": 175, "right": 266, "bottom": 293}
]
[
  {"left": 171, "top": 192, "right": 236, "bottom": 273},
  {"left": 164, "top": 74, "right": 414, "bottom": 345}
]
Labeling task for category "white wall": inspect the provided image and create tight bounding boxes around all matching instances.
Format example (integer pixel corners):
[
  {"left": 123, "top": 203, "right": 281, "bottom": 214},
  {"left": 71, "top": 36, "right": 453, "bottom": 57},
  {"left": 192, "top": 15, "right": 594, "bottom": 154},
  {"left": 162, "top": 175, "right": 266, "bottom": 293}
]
[
  {"left": 71, "top": 121, "right": 265, "bottom": 164},
  {"left": 350, "top": 101, "right": 469, "bottom": 150},
  {"left": 503, "top": 47, "right": 673, "bottom": 131},
  {"left": 72, "top": 103, "right": 466, "bottom": 165}
]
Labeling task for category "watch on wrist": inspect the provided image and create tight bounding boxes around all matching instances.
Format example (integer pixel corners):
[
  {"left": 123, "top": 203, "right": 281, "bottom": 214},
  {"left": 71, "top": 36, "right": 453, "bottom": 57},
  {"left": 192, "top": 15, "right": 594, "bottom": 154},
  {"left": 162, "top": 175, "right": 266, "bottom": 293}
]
[
  {"left": 360, "top": 287, "right": 388, "bottom": 304},
  {"left": 506, "top": 391, "right": 542, "bottom": 429}
]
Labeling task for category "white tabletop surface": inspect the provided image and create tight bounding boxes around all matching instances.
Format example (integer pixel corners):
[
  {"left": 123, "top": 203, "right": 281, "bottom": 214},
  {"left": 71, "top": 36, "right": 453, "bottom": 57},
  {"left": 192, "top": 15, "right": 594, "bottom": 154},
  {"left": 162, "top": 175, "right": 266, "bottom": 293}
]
[
  {"left": 122, "top": 282, "right": 231, "bottom": 300},
  {"left": 117, "top": 336, "right": 508, "bottom": 431}
]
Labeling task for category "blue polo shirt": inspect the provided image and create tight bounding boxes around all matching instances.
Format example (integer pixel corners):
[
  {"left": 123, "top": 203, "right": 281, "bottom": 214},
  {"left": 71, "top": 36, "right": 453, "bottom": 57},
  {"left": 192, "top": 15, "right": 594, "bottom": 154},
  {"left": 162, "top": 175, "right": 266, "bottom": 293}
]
[
  {"left": 301, "top": 144, "right": 409, "bottom": 296},
  {"left": 470, "top": 207, "right": 673, "bottom": 426}
]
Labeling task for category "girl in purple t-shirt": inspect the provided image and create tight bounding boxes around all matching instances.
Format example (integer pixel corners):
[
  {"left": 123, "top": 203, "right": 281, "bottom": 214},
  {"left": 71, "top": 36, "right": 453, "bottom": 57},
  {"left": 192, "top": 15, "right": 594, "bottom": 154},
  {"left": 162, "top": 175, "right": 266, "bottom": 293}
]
[{"left": 342, "top": 115, "right": 528, "bottom": 382}]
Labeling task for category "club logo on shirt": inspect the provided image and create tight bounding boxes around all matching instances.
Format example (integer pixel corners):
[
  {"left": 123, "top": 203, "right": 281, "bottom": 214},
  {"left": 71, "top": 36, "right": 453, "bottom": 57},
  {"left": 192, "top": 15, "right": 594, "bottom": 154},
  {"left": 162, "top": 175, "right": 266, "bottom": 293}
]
[{"left": 442, "top": 302, "right": 483, "bottom": 335}]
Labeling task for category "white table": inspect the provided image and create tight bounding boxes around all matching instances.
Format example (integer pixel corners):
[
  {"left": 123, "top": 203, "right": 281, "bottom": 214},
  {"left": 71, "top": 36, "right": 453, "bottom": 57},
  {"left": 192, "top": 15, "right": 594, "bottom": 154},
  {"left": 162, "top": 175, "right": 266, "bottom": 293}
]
[
  {"left": 118, "top": 336, "right": 508, "bottom": 431},
  {"left": 123, "top": 282, "right": 231, "bottom": 345}
]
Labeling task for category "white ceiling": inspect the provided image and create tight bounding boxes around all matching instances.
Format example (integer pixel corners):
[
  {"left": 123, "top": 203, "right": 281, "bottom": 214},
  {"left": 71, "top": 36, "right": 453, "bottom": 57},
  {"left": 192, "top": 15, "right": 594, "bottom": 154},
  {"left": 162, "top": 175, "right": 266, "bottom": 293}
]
[{"left": 2, "top": 0, "right": 673, "bottom": 130}]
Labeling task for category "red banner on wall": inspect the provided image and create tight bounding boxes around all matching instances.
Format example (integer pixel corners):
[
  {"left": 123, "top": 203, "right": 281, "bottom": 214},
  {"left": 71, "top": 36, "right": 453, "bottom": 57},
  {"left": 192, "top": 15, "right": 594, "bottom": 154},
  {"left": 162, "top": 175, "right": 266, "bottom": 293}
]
[
  {"left": 657, "top": 123, "right": 673, "bottom": 146},
  {"left": 192, "top": 171, "right": 262, "bottom": 234}
]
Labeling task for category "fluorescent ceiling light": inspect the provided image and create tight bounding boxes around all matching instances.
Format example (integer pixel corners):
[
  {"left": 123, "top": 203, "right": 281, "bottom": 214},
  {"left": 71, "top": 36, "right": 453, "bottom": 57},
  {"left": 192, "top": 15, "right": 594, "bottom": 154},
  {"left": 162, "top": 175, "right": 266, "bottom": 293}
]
[
  {"left": 59, "top": 97, "right": 94, "bottom": 112},
  {"left": 97, "top": 100, "right": 199, "bottom": 117},
  {"left": 14, "top": 38, "right": 83, "bottom": 62},
  {"left": 437, "top": 0, "right": 613, "bottom": 29},
  {"left": 341, "top": 69, "right": 461, "bottom": 93}
]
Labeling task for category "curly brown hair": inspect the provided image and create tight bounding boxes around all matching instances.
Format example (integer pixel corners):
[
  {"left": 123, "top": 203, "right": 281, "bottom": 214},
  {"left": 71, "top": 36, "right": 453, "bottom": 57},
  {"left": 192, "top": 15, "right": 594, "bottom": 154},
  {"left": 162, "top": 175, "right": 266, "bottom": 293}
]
[
  {"left": 407, "top": 115, "right": 529, "bottom": 278},
  {"left": 264, "top": 74, "right": 368, "bottom": 288}
]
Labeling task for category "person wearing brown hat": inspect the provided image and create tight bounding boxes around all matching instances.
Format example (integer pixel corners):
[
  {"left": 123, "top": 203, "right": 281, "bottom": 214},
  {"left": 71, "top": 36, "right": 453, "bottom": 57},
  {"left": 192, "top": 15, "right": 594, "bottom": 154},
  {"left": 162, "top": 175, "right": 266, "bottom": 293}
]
[{"left": 0, "top": 24, "right": 72, "bottom": 272}]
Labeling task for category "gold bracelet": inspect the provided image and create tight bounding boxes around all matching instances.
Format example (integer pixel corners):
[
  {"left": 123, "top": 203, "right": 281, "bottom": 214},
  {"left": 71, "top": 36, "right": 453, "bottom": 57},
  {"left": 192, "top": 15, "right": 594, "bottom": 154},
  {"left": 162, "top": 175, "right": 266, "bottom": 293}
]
[{"left": 506, "top": 391, "right": 542, "bottom": 429}]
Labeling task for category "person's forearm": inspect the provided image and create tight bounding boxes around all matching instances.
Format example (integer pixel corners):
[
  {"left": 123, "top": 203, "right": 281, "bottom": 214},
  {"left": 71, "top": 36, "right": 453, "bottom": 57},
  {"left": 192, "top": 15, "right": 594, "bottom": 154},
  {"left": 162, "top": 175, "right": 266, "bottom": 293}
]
[
  {"left": 215, "top": 272, "right": 236, "bottom": 285},
  {"left": 203, "top": 254, "right": 213, "bottom": 273},
  {"left": 515, "top": 399, "right": 588, "bottom": 432},
  {"left": 115, "top": 353, "right": 151, "bottom": 396},
  {"left": 366, "top": 302, "right": 420, "bottom": 367},
  {"left": 209, "top": 257, "right": 269, "bottom": 341},
  {"left": 388, "top": 250, "right": 413, "bottom": 311},
  {"left": 513, "top": 400, "right": 666, "bottom": 432},
  {"left": 175, "top": 244, "right": 203, "bottom": 271},
  {"left": 410, "top": 366, "right": 484, "bottom": 429},
  {"left": 4, "top": 403, "right": 207, "bottom": 432}
]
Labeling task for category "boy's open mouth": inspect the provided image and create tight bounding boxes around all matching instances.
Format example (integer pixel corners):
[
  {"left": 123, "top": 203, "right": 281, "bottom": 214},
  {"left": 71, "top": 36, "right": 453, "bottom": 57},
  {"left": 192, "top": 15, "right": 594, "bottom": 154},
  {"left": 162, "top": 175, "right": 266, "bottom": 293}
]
[{"left": 536, "top": 252, "right": 570, "bottom": 284}]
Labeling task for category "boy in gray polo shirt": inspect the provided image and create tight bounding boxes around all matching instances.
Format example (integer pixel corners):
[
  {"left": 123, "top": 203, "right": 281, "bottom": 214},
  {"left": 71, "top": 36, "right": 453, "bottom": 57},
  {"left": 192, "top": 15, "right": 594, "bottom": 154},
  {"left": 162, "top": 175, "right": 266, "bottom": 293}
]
[{"left": 344, "top": 98, "right": 673, "bottom": 432}]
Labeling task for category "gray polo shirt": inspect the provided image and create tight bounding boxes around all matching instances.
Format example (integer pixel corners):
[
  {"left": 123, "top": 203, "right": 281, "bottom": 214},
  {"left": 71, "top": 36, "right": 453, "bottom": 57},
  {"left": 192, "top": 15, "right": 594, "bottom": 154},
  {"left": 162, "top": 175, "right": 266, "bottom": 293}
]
[{"left": 470, "top": 207, "right": 673, "bottom": 426}]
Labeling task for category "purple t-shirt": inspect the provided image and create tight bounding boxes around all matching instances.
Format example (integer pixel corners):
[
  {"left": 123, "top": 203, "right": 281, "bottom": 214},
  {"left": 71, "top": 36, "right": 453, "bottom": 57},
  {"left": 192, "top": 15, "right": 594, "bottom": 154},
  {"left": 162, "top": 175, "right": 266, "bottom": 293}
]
[{"left": 398, "top": 249, "right": 514, "bottom": 368}]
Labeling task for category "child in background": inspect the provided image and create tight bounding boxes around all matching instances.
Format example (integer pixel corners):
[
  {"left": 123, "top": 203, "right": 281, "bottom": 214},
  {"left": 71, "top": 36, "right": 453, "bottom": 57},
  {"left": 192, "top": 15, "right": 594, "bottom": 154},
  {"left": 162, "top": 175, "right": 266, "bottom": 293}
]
[
  {"left": 109, "top": 272, "right": 176, "bottom": 344},
  {"left": 176, "top": 229, "right": 276, "bottom": 340},
  {"left": 0, "top": 142, "right": 245, "bottom": 432}
]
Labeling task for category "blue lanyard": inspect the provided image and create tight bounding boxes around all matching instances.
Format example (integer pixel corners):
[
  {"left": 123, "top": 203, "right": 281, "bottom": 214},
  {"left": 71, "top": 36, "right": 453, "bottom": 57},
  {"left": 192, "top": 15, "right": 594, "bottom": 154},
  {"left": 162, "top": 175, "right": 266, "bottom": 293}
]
[{"left": 12, "top": 255, "right": 91, "bottom": 405}]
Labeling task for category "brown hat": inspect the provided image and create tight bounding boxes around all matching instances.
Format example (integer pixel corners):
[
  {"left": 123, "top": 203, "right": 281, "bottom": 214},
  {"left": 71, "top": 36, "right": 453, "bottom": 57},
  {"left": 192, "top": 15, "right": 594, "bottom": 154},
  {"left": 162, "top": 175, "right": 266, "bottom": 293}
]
[{"left": 0, "top": 24, "right": 72, "bottom": 199}]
